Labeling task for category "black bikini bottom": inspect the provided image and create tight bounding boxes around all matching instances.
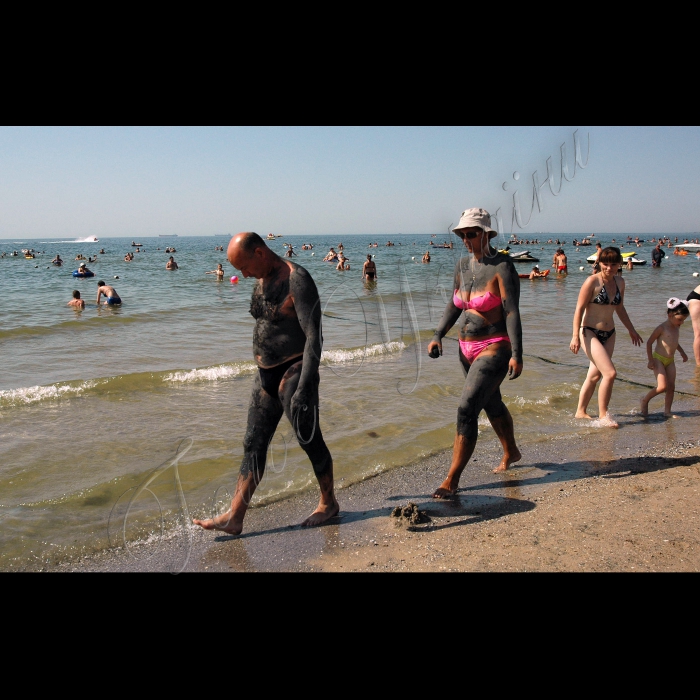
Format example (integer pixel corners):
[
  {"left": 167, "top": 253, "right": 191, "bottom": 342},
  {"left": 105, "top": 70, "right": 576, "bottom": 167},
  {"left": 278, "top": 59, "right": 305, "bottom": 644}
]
[
  {"left": 687, "top": 290, "right": 700, "bottom": 302},
  {"left": 259, "top": 355, "right": 302, "bottom": 401},
  {"left": 582, "top": 326, "right": 615, "bottom": 345}
]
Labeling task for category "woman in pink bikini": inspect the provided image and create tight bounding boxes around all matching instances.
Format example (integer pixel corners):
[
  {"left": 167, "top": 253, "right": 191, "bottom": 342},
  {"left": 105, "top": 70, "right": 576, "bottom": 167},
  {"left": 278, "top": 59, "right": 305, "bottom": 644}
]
[{"left": 428, "top": 208, "right": 523, "bottom": 498}]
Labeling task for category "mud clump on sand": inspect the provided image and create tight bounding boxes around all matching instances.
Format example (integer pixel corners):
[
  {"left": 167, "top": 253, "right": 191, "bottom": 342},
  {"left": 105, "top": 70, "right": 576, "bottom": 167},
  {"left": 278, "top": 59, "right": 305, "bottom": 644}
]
[{"left": 391, "top": 502, "right": 431, "bottom": 529}]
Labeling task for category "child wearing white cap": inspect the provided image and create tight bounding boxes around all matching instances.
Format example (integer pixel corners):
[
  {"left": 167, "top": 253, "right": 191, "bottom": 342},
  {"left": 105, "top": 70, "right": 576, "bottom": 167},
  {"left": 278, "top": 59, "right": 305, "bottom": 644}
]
[{"left": 640, "top": 298, "right": 690, "bottom": 418}]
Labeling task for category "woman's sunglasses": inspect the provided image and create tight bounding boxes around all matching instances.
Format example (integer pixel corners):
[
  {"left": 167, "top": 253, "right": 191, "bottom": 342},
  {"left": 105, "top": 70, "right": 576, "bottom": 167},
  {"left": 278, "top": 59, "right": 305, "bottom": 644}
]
[{"left": 456, "top": 229, "right": 484, "bottom": 240}]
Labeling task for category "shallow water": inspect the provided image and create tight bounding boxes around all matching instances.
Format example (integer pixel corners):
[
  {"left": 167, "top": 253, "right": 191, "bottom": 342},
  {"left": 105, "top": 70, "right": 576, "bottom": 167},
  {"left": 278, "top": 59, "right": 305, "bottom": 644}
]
[{"left": 1, "top": 233, "right": 699, "bottom": 569}]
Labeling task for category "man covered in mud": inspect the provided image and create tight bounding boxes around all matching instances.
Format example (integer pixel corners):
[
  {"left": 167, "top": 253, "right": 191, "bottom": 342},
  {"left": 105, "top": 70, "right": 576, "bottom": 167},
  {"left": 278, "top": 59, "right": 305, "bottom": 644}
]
[{"left": 193, "top": 232, "right": 338, "bottom": 535}]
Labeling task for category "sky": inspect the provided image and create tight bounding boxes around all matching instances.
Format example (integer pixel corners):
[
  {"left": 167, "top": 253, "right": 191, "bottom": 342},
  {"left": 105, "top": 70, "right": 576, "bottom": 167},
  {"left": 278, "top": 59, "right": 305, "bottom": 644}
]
[{"left": 1, "top": 126, "right": 699, "bottom": 238}]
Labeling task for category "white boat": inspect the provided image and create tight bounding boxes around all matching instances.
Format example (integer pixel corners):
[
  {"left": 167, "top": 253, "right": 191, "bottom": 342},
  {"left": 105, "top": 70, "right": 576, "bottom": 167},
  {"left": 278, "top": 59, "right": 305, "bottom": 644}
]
[{"left": 673, "top": 243, "right": 700, "bottom": 249}]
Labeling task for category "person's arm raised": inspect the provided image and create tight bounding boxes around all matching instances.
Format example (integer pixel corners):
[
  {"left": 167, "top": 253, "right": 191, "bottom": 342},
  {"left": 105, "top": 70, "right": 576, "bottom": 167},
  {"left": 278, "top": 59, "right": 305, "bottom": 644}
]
[{"left": 497, "top": 258, "right": 523, "bottom": 379}]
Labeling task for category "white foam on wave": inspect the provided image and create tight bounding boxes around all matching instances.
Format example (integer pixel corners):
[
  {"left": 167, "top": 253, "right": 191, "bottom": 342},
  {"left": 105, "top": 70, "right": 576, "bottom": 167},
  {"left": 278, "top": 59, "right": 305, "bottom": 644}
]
[
  {"left": 321, "top": 341, "right": 405, "bottom": 364},
  {"left": 0, "top": 381, "right": 96, "bottom": 408},
  {"left": 588, "top": 413, "right": 619, "bottom": 428},
  {"left": 510, "top": 387, "right": 573, "bottom": 409},
  {"left": 164, "top": 363, "right": 257, "bottom": 383},
  {"left": 162, "top": 342, "right": 405, "bottom": 385}
]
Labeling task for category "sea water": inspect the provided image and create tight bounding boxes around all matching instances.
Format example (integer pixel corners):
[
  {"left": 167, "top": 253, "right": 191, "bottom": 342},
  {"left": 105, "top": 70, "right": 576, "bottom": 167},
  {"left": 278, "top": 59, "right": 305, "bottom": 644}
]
[{"left": 1, "top": 233, "right": 699, "bottom": 569}]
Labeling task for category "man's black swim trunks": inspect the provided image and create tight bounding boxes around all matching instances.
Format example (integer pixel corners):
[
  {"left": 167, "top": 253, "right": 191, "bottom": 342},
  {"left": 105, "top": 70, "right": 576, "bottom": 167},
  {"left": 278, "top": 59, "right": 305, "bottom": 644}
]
[{"left": 258, "top": 356, "right": 302, "bottom": 400}]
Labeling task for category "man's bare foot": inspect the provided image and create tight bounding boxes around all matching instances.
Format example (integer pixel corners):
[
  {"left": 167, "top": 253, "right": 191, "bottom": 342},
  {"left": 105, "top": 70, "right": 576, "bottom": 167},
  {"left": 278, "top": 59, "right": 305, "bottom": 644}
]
[
  {"left": 663, "top": 412, "right": 678, "bottom": 418},
  {"left": 575, "top": 411, "right": 593, "bottom": 420},
  {"left": 640, "top": 399, "right": 649, "bottom": 417},
  {"left": 301, "top": 498, "right": 339, "bottom": 527},
  {"left": 493, "top": 447, "right": 522, "bottom": 473},
  {"left": 193, "top": 511, "right": 244, "bottom": 536},
  {"left": 432, "top": 478, "right": 459, "bottom": 499}
]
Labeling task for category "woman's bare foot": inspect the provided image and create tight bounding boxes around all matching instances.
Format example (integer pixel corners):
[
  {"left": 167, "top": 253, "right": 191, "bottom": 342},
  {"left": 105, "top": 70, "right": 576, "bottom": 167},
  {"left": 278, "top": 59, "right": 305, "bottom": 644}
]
[
  {"left": 663, "top": 412, "right": 678, "bottom": 418},
  {"left": 598, "top": 412, "right": 619, "bottom": 428},
  {"left": 301, "top": 497, "right": 339, "bottom": 527},
  {"left": 575, "top": 411, "right": 593, "bottom": 419},
  {"left": 193, "top": 511, "right": 244, "bottom": 536},
  {"left": 493, "top": 447, "right": 522, "bottom": 473}
]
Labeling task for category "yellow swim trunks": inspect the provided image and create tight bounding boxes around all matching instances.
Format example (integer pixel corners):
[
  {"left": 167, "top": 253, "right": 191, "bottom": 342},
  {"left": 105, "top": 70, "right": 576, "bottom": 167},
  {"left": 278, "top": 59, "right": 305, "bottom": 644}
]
[{"left": 652, "top": 351, "right": 674, "bottom": 367}]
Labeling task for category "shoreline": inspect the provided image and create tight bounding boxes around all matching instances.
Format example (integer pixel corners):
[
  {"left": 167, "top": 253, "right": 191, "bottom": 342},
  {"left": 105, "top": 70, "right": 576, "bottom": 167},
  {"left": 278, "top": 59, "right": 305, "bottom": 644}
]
[{"left": 47, "top": 409, "right": 700, "bottom": 573}]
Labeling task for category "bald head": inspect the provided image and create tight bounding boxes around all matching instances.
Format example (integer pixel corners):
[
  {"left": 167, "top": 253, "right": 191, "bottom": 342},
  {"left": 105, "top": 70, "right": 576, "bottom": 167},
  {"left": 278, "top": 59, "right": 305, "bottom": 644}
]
[
  {"left": 228, "top": 232, "right": 267, "bottom": 260},
  {"left": 228, "top": 232, "right": 277, "bottom": 279}
]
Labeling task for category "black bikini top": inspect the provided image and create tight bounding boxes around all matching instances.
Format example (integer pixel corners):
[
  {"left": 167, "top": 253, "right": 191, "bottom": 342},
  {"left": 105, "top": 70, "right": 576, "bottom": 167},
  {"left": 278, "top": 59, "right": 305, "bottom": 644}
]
[{"left": 592, "top": 277, "right": 621, "bottom": 305}]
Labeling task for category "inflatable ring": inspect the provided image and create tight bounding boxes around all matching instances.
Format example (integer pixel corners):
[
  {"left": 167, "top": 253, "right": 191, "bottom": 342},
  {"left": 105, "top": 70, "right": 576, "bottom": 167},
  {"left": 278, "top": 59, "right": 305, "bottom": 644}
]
[{"left": 72, "top": 270, "right": 95, "bottom": 278}]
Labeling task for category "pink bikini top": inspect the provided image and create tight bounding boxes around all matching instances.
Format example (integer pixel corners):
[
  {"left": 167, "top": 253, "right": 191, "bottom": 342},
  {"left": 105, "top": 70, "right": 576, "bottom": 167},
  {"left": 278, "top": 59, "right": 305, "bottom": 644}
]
[{"left": 453, "top": 290, "right": 502, "bottom": 312}]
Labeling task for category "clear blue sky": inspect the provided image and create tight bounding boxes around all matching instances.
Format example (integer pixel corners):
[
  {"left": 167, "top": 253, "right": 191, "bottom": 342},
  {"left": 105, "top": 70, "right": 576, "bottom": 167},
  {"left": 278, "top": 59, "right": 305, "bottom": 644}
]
[{"left": 1, "top": 126, "right": 699, "bottom": 238}]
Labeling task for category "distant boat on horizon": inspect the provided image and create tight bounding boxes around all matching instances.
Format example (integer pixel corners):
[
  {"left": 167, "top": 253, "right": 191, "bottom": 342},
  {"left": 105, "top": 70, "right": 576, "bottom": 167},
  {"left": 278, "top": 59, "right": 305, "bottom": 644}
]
[{"left": 159, "top": 234, "right": 178, "bottom": 237}]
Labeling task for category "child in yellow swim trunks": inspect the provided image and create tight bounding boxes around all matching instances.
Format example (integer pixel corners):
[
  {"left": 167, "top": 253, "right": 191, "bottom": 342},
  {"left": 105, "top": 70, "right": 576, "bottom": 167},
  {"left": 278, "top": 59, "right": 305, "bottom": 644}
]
[{"left": 641, "top": 298, "right": 690, "bottom": 417}]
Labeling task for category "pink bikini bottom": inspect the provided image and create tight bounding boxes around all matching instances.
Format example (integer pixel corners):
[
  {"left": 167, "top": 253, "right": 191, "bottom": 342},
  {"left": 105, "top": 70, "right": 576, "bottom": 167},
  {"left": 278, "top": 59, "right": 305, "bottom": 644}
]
[{"left": 459, "top": 336, "right": 511, "bottom": 364}]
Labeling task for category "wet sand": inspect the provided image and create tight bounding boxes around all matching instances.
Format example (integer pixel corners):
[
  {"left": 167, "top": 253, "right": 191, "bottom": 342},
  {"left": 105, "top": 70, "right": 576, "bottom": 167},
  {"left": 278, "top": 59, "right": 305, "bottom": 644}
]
[{"left": 49, "top": 404, "right": 700, "bottom": 573}]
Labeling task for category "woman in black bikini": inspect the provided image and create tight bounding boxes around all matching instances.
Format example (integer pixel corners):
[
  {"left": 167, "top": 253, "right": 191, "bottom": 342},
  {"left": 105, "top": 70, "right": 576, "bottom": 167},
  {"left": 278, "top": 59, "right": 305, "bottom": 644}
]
[
  {"left": 687, "top": 283, "right": 700, "bottom": 365},
  {"left": 362, "top": 255, "right": 377, "bottom": 280},
  {"left": 570, "top": 246, "right": 643, "bottom": 426}
]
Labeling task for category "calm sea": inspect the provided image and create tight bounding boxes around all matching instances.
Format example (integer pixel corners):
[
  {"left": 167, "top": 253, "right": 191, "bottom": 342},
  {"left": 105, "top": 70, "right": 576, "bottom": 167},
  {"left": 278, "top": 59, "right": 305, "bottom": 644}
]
[{"left": 1, "top": 233, "right": 699, "bottom": 569}]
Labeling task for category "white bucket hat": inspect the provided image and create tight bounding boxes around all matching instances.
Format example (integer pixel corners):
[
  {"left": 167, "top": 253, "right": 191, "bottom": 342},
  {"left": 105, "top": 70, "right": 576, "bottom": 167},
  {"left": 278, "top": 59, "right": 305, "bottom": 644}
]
[{"left": 452, "top": 208, "right": 498, "bottom": 238}]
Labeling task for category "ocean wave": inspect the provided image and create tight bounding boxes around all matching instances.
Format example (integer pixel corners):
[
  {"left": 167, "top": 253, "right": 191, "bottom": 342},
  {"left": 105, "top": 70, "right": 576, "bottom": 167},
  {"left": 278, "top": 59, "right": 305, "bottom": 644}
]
[
  {"left": 0, "top": 381, "right": 97, "bottom": 408},
  {"left": 164, "top": 363, "right": 257, "bottom": 383},
  {"left": 0, "top": 309, "right": 193, "bottom": 341},
  {"left": 321, "top": 341, "right": 405, "bottom": 364},
  {"left": 0, "top": 341, "right": 409, "bottom": 407},
  {"left": 510, "top": 389, "right": 573, "bottom": 408}
]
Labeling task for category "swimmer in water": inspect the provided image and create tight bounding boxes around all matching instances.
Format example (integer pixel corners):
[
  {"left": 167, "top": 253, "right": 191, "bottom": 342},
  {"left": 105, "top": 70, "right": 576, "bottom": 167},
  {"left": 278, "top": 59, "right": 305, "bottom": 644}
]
[
  {"left": 362, "top": 254, "right": 377, "bottom": 280},
  {"left": 206, "top": 263, "right": 225, "bottom": 280},
  {"left": 166, "top": 256, "right": 179, "bottom": 270},
  {"left": 96, "top": 280, "right": 122, "bottom": 305},
  {"left": 67, "top": 290, "right": 85, "bottom": 309}
]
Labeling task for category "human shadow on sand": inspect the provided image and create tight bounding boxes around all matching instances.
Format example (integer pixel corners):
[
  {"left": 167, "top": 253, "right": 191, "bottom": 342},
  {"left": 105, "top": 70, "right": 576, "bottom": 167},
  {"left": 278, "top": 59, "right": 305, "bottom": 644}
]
[
  {"left": 213, "top": 512, "right": 344, "bottom": 542},
  {"left": 213, "top": 454, "right": 698, "bottom": 542},
  {"left": 383, "top": 454, "right": 699, "bottom": 502},
  {"left": 213, "top": 495, "right": 536, "bottom": 541}
]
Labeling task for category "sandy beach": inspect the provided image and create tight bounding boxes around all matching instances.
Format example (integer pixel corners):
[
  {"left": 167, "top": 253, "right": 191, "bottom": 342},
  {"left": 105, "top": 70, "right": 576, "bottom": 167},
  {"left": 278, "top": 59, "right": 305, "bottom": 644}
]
[{"left": 49, "top": 410, "right": 700, "bottom": 573}]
